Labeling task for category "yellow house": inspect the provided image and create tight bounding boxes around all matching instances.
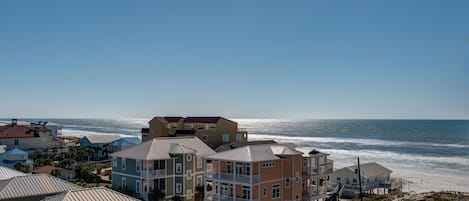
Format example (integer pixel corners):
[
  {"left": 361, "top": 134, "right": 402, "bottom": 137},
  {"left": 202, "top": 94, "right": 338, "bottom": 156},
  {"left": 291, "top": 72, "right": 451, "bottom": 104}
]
[{"left": 142, "top": 116, "right": 248, "bottom": 148}]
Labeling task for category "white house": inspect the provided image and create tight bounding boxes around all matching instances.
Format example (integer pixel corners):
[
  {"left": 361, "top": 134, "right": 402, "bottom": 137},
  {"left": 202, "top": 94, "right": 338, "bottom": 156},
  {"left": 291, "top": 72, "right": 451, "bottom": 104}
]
[
  {"left": 0, "top": 119, "right": 52, "bottom": 151},
  {"left": 328, "top": 162, "right": 392, "bottom": 197}
]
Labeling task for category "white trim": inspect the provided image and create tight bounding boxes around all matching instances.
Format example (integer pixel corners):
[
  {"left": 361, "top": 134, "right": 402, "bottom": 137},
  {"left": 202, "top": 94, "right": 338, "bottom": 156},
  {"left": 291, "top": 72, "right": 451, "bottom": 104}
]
[
  {"left": 122, "top": 158, "right": 126, "bottom": 170},
  {"left": 136, "top": 180, "right": 140, "bottom": 193}
]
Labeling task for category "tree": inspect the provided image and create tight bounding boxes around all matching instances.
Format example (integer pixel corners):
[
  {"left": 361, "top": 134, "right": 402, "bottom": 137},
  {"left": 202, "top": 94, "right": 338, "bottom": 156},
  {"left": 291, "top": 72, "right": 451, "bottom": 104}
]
[
  {"left": 149, "top": 189, "right": 166, "bottom": 201},
  {"left": 13, "top": 163, "right": 29, "bottom": 173}
]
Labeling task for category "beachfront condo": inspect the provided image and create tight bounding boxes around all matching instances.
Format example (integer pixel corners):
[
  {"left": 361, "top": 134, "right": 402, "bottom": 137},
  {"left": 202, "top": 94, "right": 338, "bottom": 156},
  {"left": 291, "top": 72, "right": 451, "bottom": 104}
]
[
  {"left": 141, "top": 116, "right": 248, "bottom": 148},
  {"left": 111, "top": 136, "right": 216, "bottom": 201},
  {"left": 203, "top": 144, "right": 335, "bottom": 201}
]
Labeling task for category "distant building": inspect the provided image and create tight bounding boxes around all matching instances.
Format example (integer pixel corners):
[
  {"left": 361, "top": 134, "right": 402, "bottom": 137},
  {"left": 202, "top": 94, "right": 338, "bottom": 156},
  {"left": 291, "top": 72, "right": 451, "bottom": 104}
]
[
  {"left": 80, "top": 134, "right": 121, "bottom": 160},
  {"left": 1, "top": 147, "right": 33, "bottom": 171},
  {"left": 0, "top": 119, "right": 52, "bottom": 151},
  {"left": 0, "top": 174, "right": 82, "bottom": 201},
  {"left": 204, "top": 144, "right": 335, "bottom": 201},
  {"left": 111, "top": 136, "right": 216, "bottom": 201},
  {"left": 107, "top": 137, "right": 141, "bottom": 153},
  {"left": 0, "top": 145, "right": 6, "bottom": 162},
  {"left": 42, "top": 187, "right": 140, "bottom": 201},
  {"left": 33, "top": 165, "right": 76, "bottom": 181},
  {"left": 328, "top": 162, "right": 394, "bottom": 197},
  {"left": 142, "top": 116, "right": 248, "bottom": 148}
]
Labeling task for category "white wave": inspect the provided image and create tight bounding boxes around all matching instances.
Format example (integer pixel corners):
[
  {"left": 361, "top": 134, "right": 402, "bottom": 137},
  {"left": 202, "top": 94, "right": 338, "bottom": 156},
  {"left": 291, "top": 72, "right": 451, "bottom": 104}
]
[
  {"left": 62, "top": 129, "right": 140, "bottom": 139},
  {"left": 249, "top": 134, "right": 469, "bottom": 148}
]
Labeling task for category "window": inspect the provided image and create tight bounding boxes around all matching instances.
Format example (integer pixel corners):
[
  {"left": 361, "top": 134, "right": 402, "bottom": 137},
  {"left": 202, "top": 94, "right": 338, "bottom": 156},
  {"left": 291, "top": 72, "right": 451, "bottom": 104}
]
[
  {"left": 242, "top": 186, "right": 250, "bottom": 199},
  {"left": 122, "top": 158, "right": 126, "bottom": 170},
  {"left": 222, "top": 134, "right": 230, "bottom": 142},
  {"left": 176, "top": 163, "right": 182, "bottom": 173},
  {"left": 272, "top": 184, "right": 280, "bottom": 198},
  {"left": 136, "top": 180, "right": 140, "bottom": 193},
  {"left": 236, "top": 133, "right": 243, "bottom": 141},
  {"left": 14, "top": 139, "right": 19, "bottom": 145},
  {"left": 226, "top": 162, "right": 232, "bottom": 173},
  {"left": 202, "top": 135, "right": 208, "bottom": 141},
  {"left": 112, "top": 158, "right": 117, "bottom": 167},
  {"left": 136, "top": 160, "right": 141, "bottom": 172},
  {"left": 246, "top": 163, "right": 251, "bottom": 175},
  {"left": 235, "top": 163, "right": 243, "bottom": 175},
  {"left": 346, "top": 178, "right": 350, "bottom": 185},
  {"left": 176, "top": 183, "right": 182, "bottom": 193},
  {"left": 262, "top": 161, "right": 275, "bottom": 168},
  {"left": 353, "top": 178, "right": 357, "bottom": 183},
  {"left": 186, "top": 170, "right": 192, "bottom": 180},
  {"left": 197, "top": 175, "right": 203, "bottom": 186},
  {"left": 263, "top": 188, "right": 267, "bottom": 197},
  {"left": 337, "top": 177, "right": 341, "bottom": 182},
  {"left": 220, "top": 184, "right": 229, "bottom": 196},
  {"left": 197, "top": 157, "right": 202, "bottom": 168},
  {"left": 285, "top": 178, "right": 291, "bottom": 188},
  {"left": 186, "top": 154, "right": 192, "bottom": 161},
  {"left": 122, "top": 177, "right": 126, "bottom": 189}
]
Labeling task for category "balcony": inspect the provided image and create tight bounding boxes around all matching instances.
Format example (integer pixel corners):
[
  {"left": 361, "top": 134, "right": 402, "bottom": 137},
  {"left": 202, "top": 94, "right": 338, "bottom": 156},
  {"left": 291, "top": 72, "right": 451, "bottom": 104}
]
[
  {"left": 205, "top": 192, "right": 259, "bottom": 201},
  {"left": 140, "top": 169, "right": 166, "bottom": 178},
  {"left": 205, "top": 171, "right": 260, "bottom": 184}
]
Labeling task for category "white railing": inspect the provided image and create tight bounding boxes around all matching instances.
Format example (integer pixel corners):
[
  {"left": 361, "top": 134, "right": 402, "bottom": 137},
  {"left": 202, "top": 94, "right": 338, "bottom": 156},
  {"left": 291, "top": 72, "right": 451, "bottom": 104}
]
[
  {"left": 140, "top": 169, "right": 166, "bottom": 178},
  {"left": 205, "top": 172, "right": 260, "bottom": 184}
]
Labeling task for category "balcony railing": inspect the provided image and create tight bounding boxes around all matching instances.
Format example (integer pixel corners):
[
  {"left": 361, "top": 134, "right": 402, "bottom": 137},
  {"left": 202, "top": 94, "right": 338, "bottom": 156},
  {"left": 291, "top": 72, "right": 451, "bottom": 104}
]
[
  {"left": 205, "top": 192, "right": 259, "bottom": 201},
  {"left": 140, "top": 169, "right": 166, "bottom": 178},
  {"left": 205, "top": 171, "right": 260, "bottom": 184}
]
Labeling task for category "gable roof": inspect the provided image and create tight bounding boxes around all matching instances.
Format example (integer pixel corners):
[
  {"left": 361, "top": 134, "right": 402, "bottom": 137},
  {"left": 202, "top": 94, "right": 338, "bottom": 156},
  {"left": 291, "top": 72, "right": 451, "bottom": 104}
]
[
  {"left": 0, "top": 174, "right": 82, "bottom": 200},
  {"left": 206, "top": 144, "right": 302, "bottom": 162},
  {"left": 334, "top": 162, "right": 392, "bottom": 178},
  {"left": 111, "top": 136, "right": 215, "bottom": 160},
  {"left": 42, "top": 187, "right": 140, "bottom": 201},
  {"left": 108, "top": 137, "right": 141, "bottom": 147},
  {"left": 214, "top": 140, "right": 277, "bottom": 152},
  {"left": 0, "top": 166, "right": 27, "bottom": 181},
  {"left": 0, "top": 125, "right": 36, "bottom": 138},
  {"left": 83, "top": 135, "right": 121, "bottom": 144}
]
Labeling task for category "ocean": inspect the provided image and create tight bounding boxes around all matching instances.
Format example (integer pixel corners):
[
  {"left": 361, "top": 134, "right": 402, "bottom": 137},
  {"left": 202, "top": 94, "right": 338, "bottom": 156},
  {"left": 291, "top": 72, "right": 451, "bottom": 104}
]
[{"left": 2, "top": 118, "right": 468, "bottom": 191}]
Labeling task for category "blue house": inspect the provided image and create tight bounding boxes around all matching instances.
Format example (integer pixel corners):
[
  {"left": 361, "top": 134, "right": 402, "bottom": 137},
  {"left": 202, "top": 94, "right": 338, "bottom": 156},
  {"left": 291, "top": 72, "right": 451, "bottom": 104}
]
[
  {"left": 1, "top": 147, "right": 33, "bottom": 171},
  {"left": 107, "top": 137, "right": 141, "bottom": 153},
  {"left": 80, "top": 135, "right": 121, "bottom": 160}
]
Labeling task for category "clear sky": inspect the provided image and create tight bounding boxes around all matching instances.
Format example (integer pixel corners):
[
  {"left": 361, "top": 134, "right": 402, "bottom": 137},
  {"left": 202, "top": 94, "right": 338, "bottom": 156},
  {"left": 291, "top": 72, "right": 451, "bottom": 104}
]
[{"left": 0, "top": 0, "right": 468, "bottom": 119}]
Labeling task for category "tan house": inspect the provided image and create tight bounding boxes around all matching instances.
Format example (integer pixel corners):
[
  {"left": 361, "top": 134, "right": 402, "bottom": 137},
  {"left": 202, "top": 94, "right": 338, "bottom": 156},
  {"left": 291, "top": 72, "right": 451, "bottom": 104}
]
[{"left": 142, "top": 116, "right": 248, "bottom": 148}]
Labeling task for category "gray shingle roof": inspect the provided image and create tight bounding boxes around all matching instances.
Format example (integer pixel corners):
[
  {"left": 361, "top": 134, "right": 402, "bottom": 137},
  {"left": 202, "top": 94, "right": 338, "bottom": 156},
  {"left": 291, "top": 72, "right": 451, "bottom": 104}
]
[
  {"left": 0, "top": 174, "right": 83, "bottom": 200},
  {"left": 0, "top": 166, "right": 27, "bottom": 181},
  {"left": 42, "top": 187, "right": 140, "bottom": 201},
  {"left": 111, "top": 136, "right": 215, "bottom": 160}
]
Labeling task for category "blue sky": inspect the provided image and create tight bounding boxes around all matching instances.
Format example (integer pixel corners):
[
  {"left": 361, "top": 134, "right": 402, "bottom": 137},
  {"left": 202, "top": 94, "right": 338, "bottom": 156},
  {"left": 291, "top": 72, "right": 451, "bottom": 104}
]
[{"left": 0, "top": 0, "right": 468, "bottom": 119}]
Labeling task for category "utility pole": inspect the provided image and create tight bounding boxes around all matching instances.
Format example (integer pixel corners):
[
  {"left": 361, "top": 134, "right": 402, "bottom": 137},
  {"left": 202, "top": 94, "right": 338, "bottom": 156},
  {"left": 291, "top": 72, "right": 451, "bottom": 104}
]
[{"left": 357, "top": 157, "right": 363, "bottom": 201}]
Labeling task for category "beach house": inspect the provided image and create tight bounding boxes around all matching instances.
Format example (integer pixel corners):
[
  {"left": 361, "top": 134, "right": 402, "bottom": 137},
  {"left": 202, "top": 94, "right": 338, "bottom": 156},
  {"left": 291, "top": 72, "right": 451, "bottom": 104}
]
[
  {"left": 79, "top": 134, "right": 121, "bottom": 160},
  {"left": 107, "top": 137, "right": 141, "bottom": 153},
  {"left": 41, "top": 187, "right": 140, "bottom": 201},
  {"left": 328, "top": 162, "right": 394, "bottom": 197},
  {"left": 111, "top": 136, "right": 216, "bottom": 201},
  {"left": 0, "top": 119, "right": 52, "bottom": 151},
  {"left": 141, "top": 116, "right": 248, "bottom": 148},
  {"left": 0, "top": 166, "right": 27, "bottom": 181},
  {"left": 204, "top": 144, "right": 334, "bottom": 201},
  {"left": 1, "top": 148, "right": 33, "bottom": 172},
  {"left": 32, "top": 165, "right": 76, "bottom": 181}
]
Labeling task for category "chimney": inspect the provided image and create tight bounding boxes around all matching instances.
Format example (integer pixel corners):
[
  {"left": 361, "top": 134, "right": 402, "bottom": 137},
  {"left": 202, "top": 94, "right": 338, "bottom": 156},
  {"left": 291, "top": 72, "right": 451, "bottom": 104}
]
[{"left": 11, "top": 119, "right": 18, "bottom": 126}]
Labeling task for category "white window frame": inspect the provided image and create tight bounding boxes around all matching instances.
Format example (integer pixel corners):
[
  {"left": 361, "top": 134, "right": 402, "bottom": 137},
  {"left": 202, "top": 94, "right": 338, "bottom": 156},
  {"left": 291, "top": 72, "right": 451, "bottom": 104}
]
[
  {"left": 285, "top": 178, "right": 291, "bottom": 188},
  {"left": 112, "top": 158, "right": 117, "bottom": 167},
  {"left": 122, "top": 158, "right": 126, "bottom": 170},
  {"left": 176, "top": 163, "right": 182, "bottom": 174},
  {"left": 222, "top": 134, "right": 230, "bottom": 142},
  {"left": 201, "top": 135, "right": 208, "bottom": 141},
  {"left": 263, "top": 187, "right": 267, "bottom": 197},
  {"left": 226, "top": 162, "right": 232, "bottom": 174},
  {"left": 136, "top": 180, "right": 140, "bottom": 193},
  {"left": 272, "top": 184, "right": 280, "bottom": 199},
  {"left": 136, "top": 160, "right": 141, "bottom": 172},
  {"left": 176, "top": 183, "right": 182, "bottom": 193},
  {"left": 122, "top": 177, "right": 126, "bottom": 189},
  {"left": 197, "top": 156, "right": 202, "bottom": 168},
  {"left": 186, "top": 170, "right": 192, "bottom": 180},
  {"left": 235, "top": 163, "right": 243, "bottom": 175}
]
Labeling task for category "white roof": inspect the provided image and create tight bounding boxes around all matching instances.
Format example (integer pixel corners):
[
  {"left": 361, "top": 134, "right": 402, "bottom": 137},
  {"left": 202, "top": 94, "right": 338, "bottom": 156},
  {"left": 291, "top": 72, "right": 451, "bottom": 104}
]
[
  {"left": 334, "top": 162, "right": 392, "bottom": 178},
  {"left": 84, "top": 135, "right": 121, "bottom": 144},
  {"left": 0, "top": 166, "right": 27, "bottom": 181},
  {"left": 111, "top": 136, "right": 215, "bottom": 160},
  {"left": 42, "top": 187, "right": 140, "bottom": 201},
  {"left": 206, "top": 144, "right": 302, "bottom": 162},
  {"left": 0, "top": 174, "right": 82, "bottom": 200}
]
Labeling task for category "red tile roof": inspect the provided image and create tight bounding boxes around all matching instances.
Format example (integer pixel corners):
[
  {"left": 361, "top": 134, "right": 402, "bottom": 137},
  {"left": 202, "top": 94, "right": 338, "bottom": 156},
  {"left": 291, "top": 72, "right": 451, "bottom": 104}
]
[{"left": 0, "top": 124, "right": 49, "bottom": 138}]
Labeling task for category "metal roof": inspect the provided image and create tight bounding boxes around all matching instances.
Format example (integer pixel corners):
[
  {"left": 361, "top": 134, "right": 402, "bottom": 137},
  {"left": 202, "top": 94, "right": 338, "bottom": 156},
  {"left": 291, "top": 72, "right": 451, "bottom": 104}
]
[
  {"left": 111, "top": 136, "right": 215, "bottom": 160},
  {"left": 0, "top": 174, "right": 83, "bottom": 200},
  {"left": 206, "top": 144, "right": 302, "bottom": 162},
  {"left": 83, "top": 135, "right": 121, "bottom": 144},
  {"left": 0, "top": 166, "right": 27, "bottom": 181},
  {"left": 42, "top": 187, "right": 140, "bottom": 201}
]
